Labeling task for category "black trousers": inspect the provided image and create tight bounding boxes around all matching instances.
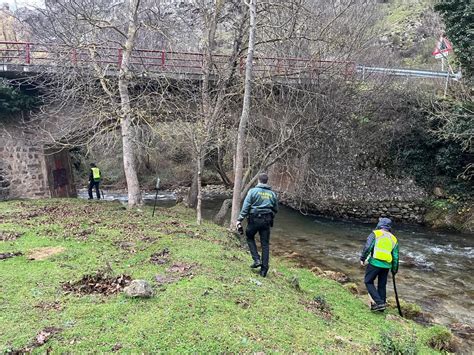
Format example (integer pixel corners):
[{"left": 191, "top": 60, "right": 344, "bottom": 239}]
[
  {"left": 88, "top": 180, "right": 100, "bottom": 199},
  {"left": 246, "top": 214, "right": 272, "bottom": 272},
  {"left": 364, "top": 263, "right": 389, "bottom": 305}
]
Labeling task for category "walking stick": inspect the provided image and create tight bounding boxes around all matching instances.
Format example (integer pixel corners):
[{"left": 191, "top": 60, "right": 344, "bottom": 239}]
[
  {"left": 152, "top": 177, "right": 160, "bottom": 217},
  {"left": 392, "top": 273, "right": 403, "bottom": 317}
]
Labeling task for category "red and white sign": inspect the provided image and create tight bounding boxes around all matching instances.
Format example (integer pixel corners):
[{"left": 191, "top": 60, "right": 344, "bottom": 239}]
[{"left": 432, "top": 36, "right": 453, "bottom": 59}]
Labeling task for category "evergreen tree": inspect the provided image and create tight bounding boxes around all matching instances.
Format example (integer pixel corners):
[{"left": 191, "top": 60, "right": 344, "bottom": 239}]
[
  {"left": 434, "top": 0, "right": 474, "bottom": 79},
  {"left": 0, "top": 80, "right": 37, "bottom": 115}
]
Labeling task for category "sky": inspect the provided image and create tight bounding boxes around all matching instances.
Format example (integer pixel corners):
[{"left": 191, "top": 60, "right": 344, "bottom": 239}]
[{"left": 3, "top": 0, "right": 44, "bottom": 10}]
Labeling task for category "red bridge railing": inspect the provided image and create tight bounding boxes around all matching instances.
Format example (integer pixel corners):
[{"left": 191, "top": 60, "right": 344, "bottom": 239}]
[{"left": 0, "top": 41, "right": 356, "bottom": 78}]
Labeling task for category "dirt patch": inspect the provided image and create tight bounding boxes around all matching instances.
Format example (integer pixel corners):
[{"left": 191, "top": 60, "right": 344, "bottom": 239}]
[
  {"left": 62, "top": 272, "right": 132, "bottom": 296},
  {"left": 0, "top": 252, "right": 22, "bottom": 260},
  {"left": 28, "top": 247, "right": 66, "bottom": 261},
  {"left": 150, "top": 248, "right": 170, "bottom": 264},
  {"left": 154, "top": 274, "right": 179, "bottom": 285},
  {"left": 302, "top": 295, "right": 334, "bottom": 321},
  {"left": 0, "top": 231, "right": 24, "bottom": 241},
  {"left": 35, "top": 301, "right": 63, "bottom": 312},
  {"left": 111, "top": 343, "right": 123, "bottom": 352},
  {"left": 155, "top": 262, "right": 196, "bottom": 286},
  {"left": 311, "top": 267, "right": 350, "bottom": 283},
  {"left": 141, "top": 236, "right": 159, "bottom": 243},
  {"left": 235, "top": 299, "right": 251, "bottom": 309},
  {"left": 115, "top": 241, "right": 137, "bottom": 253},
  {"left": 167, "top": 262, "right": 196, "bottom": 275}
]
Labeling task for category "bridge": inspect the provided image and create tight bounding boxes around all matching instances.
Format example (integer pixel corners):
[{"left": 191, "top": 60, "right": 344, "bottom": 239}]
[{"left": 0, "top": 41, "right": 460, "bottom": 81}]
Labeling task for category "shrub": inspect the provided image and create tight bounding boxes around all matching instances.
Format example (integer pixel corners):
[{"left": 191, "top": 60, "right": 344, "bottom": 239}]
[
  {"left": 425, "top": 325, "right": 456, "bottom": 352},
  {"left": 379, "top": 326, "right": 418, "bottom": 355},
  {"left": 387, "top": 297, "right": 422, "bottom": 320}
]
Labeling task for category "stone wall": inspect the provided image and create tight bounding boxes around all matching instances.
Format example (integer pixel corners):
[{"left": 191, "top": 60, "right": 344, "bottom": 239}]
[
  {"left": 279, "top": 192, "right": 426, "bottom": 224},
  {"left": 270, "top": 152, "right": 428, "bottom": 224},
  {"left": 0, "top": 126, "right": 50, "bottom": 200}
]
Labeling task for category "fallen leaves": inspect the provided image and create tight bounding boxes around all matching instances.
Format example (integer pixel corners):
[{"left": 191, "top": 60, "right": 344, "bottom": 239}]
[
  {"left": 35, "top": 327, "right": 61, "bottom": 346},
  {"left": 0, "top": 252, "right": 22, "bottom": 260},
  {"left": 150, "top": 248, "right": 170, "bottom": 265},
  {"left": 155, "top": 262, "right": 196, "bottom": 286},
  {"left": 311, "top": 267, "right": 350, "bottom": 283},
  {"left": 9, "top": 327, "right": 62, "bottom": 353},
  {"left": 62, "top": 272, "right": 132, "bottom": 296},
  {"left": 235, "top": 299, "right": 251, "bottom": 309},
  {"left": 0, "top": 231, "right": 23, "bottom": 241},
  {"left": 35, "top": 301, "right": 63, "bottom": 312},
  {"left": 167, "top": 262, "right": 195, "bottom": 275},
  {"left": 115, "top": 241, "right": 137, "bottom": 253},
  {"left": 302, "top": 295, "right": 334, "bottom": 321}
]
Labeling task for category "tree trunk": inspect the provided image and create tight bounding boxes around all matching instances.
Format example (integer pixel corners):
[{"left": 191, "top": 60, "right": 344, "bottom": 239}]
[
  {"left": 196, "top": 155, "right": 203, "bottom": 225},
  {"left": 214, "top": 198, "right": 232, "bottom": 225},
  {"left": 119, "top": 0, "right": 142, "bottom": 208},
  {"left": 230, "top": 0, "right": 257, "bottom": 224},
  {"left": 187, "top": 173, "right": 198, "bottom": 208}
]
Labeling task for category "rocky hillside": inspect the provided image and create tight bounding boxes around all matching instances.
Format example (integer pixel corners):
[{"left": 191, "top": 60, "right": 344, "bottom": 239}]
[{"left": 377, "top": 0, "right": 444, "bottom": 68}]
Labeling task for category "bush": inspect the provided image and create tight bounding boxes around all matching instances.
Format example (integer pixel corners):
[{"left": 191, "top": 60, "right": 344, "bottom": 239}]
[
  {"left": 0, "top": 80, "right": 39, "bottom": 115},
  {"left": 387, "top": 297, "right": 422, "bottom": 320},
  {"left": 425, "top": 325, "right": 456, "bottom": 352},
  {"left": 380, "top": 326, "right": 418, "bottom": 355}
]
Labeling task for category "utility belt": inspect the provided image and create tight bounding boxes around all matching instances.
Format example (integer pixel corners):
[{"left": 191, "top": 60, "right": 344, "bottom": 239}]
[{"left": 249, "top": 212, "right": 274, "bottom": 227}]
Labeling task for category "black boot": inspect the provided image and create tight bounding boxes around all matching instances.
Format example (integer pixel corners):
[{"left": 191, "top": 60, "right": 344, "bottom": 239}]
[
  {"left": 250, "top": 261, "right": 262, "bottom": 268},
  {"left": 371, "top": 303, "right": 386, "bottom": 312},
  {"left": 259, "top": 267, "right": 268, "bottom": 277}
]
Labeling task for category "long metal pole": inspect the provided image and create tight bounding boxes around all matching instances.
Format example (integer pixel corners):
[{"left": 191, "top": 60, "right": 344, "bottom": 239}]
[
  {"left": 392, "top": 273, "right": 403, "bottom": 317},
  {"left": 152, "top": 188, "right": 159, "bottom": 217}
]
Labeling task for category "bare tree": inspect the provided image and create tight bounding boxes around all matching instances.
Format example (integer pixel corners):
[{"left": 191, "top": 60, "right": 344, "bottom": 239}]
[
  {"left": 21, "top": 0, "right": 170, "bottom": 207},
  {"left": 230, "top": 0, "right": 256, "bottom": 224}
]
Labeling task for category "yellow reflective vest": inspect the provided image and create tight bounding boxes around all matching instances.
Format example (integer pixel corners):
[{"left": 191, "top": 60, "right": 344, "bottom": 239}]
[
  {"left": 91, "top": 167, "right": 101, "bottom": 181},
  {"left": 373, "top": 229, "right": 397, "bottom": 263}
]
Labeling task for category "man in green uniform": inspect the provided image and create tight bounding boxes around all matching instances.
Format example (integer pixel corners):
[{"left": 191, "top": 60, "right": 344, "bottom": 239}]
[
  {"left": 236, "top": 173, "right": 278, "bottom": 277},
  {"left": 360, "top": 217, "right": 399, "bottom": 311},
  {"left": 88, "top": 163, "right": 101, "bottom": 200}
]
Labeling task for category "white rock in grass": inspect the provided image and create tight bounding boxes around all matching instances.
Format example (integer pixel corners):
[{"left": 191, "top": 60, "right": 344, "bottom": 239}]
[{"left": 124, "top": 280, "right": 153, "bottom": 298}]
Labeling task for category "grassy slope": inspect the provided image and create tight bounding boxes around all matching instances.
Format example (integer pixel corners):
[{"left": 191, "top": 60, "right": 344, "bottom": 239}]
[{"left": 0, "top": 199, "right": 441, "bottom": 353}]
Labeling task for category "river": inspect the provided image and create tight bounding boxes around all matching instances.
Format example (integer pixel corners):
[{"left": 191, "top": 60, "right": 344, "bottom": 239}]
[
  {"left": 78, "top": 190, "right": 473, "bottom": 335},
  {"left": 201, "top": 200, "right": 473, "bottom": 330}
]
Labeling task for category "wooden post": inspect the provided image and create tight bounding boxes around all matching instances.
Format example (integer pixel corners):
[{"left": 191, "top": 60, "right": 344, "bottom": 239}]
[{"left": 25, "top": 43, "right": 31, "bottom": 65}]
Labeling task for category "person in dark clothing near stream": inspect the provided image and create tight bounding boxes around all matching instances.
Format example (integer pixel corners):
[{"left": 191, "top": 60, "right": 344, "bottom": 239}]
[
  {"left": 360, "top": 217, "right": 399, "bottom": 311},
  {"left": 236, "top": 173, "right": 278, "bottom": 277},
  {"left": 88, "top": 163, "right": 102, "bottom": 200}
]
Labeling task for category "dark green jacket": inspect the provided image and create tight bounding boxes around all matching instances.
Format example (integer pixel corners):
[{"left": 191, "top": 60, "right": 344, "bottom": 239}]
[
  {"left": 237, "top": 184, "right": 278, "bottom": 222},
  {"left": 360, "top": 230, "right": 399, "bottom": 272}
]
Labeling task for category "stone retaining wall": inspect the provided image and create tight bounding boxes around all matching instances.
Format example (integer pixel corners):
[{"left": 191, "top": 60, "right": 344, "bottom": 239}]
[
  {"left": 0, "top": 129, "right": 50, "bottom": 200},
  {"left": 0, "top": 121, "right": 76, "bottom": 200},
  {"left": 279, "top": 192, "right": 426, "bottom": 224},
  {"left": 270, "top": 151, "right": 428, "bottom": 224}
]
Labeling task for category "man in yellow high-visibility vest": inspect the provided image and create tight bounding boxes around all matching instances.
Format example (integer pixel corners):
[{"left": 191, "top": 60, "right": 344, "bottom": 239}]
[
  {"left": 360, "top": 217, "right": 399, "bottom": 311},
  {"left": 88, "top": 163, "right": 101, "bottom": 200}
]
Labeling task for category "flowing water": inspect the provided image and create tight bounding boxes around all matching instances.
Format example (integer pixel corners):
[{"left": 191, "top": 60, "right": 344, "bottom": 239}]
[
  {"left": 269, "top": 206, "right": 473, "bottom": 328},
  {"left": 79, "top": 190, "right": 473, "bottom": 333}
]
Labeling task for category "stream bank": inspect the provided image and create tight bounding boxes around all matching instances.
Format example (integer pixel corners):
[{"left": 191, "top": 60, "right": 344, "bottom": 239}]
[{"left": 78, "top": 188, "right": 473, "bottom": 346}]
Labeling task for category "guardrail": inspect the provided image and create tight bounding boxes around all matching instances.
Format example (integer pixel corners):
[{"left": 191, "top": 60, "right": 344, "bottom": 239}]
[{"left": 356, "top": 65, "right": 461, "bottom": 80}]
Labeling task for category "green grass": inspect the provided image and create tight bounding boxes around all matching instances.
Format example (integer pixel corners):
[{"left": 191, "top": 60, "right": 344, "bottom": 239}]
[
  {"left": 385, "top": 0, "right": 428, "bottom": 26},
  {"left": 0, "top": 199, "right": 445, "bottom": 352}
]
